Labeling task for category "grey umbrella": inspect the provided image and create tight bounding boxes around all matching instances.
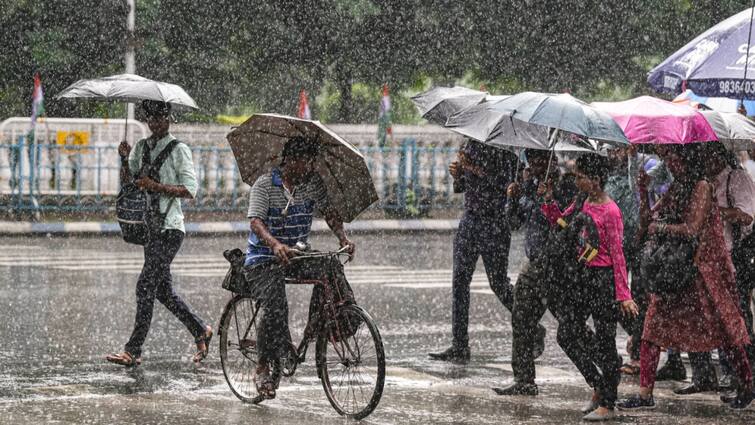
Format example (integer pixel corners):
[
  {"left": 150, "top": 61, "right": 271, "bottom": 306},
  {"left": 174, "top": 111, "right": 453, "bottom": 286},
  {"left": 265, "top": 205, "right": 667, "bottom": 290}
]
[
  {"left": 227, "top": 114, "right": 378, "bottom": 223},
  {"left": 411, "top": 86, "right": 488, "bottom": 125},
  {"left": 700, "top": 110, "right": 755, "bottom": 151},
  {"left": 445, "top": 93, "right": 625, "bottom": 152},
  {"left": 56, "top": 73, "right": 199, "bottom": 141}
]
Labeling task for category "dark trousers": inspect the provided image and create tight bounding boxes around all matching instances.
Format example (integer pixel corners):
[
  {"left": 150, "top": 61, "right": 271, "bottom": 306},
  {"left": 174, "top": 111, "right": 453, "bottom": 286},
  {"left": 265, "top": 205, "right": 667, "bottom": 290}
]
[
  {"left": 550, "top": 267, "right": 622, "bottom": 409},
  {"left": 125, "top": 230, "right": 207, "bottom": 357},
  {"left": 511, "top": 260, "right": 548, "bottom": 384},
  {"left": 452, "top": 210, "right": 514, "bottom": 349},
  {"left": 245, "top": 256, "right": 353, "bottom": 362},
  {"left": 615, "top": 241, "right": 646, "bottom": 362}
]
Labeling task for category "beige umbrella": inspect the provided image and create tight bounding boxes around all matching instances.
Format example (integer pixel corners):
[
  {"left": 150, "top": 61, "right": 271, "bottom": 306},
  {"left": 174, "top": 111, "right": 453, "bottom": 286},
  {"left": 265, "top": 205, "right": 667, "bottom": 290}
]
[{"left": 227, "top": 113, "right": 378, "bottom": 223}]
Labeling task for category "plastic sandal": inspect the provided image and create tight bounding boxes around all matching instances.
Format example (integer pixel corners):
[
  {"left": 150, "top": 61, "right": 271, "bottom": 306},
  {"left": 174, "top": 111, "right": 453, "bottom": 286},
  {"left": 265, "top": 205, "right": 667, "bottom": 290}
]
[
  {"left": 193, "top": 326, "right": 213, "bottom": 363},
  {"left": 106, "top": 352, "right": 142, "bottom": 367}
]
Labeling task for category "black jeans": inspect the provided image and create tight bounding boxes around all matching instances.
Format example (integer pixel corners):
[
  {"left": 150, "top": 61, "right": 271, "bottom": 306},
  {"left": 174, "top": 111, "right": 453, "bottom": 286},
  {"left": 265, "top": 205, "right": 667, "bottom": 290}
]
[
  {"left": 511, "top": 259, "right": 549, "bottom": 384},
  {"left": 549, "top": 266, "right": 621, "bottom": 409},
  {"left": 125, "top": 230, "right": 207, "bottom": 357},
  {"left": 244, "top": 256, "right": 354, "bottom": 362},
  {"left": 451, "top": 210, "right": 514, "bottom": 349}
]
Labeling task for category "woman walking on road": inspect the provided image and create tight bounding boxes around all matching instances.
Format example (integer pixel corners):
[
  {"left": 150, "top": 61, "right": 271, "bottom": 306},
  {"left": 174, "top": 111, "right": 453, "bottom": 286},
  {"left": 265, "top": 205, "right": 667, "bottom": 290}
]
[
  {"left": 106, "top": 100, "right": 212, "bottom": 367},
  {"left": 618, "top": 144, "right": 752, "bottom": 411},
  {"left": 541, "top": 154, "right": 638, "bottom": 422}
]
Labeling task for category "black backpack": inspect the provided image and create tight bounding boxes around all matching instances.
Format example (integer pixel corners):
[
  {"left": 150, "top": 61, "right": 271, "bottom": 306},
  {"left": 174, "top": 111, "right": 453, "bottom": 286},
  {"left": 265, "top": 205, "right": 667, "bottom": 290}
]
[{"left": 116, "top": 139, "right": 179, "bottom": 246}]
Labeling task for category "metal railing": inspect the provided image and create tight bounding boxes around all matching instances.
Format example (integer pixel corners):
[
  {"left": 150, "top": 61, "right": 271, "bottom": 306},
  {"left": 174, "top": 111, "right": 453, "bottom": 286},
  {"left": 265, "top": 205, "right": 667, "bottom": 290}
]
[{"left": 0, "top": 137, "right": 462, "bottom": 216}]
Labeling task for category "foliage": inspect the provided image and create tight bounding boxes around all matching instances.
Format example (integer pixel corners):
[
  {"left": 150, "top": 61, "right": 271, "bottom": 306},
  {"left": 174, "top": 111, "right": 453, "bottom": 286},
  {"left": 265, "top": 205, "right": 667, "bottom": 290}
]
[{"left": 1, "top": 0, "right": 753, "bottom": 124}]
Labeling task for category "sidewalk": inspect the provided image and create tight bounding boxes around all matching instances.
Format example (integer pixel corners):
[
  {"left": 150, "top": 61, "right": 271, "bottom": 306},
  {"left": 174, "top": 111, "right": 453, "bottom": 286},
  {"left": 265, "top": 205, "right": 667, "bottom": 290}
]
[{"left": 0, "top": 219, "right": 460, "bottom": 236}]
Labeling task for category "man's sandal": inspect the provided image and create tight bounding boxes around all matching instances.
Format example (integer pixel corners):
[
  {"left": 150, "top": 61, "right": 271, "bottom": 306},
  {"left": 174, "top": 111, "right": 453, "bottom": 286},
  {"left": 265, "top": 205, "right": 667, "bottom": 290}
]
[
  {"left": 106, "top": 352, "right": 142, "bottom": 367},
  {"left": 193, "top": 326, "right": 213, "bottom": 363},
  {"left": 253, "top": 369, "right": 276, "bottom": 399}
]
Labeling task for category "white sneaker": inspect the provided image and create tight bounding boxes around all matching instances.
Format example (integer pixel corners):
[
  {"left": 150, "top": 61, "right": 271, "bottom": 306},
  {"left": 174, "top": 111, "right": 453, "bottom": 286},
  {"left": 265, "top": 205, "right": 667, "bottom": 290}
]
[
  {"left": 581, "top": 399, "right": 600, "bottom": 414},
  {"left": 582, "top": 408, "right": 616, "bottom": 422}
]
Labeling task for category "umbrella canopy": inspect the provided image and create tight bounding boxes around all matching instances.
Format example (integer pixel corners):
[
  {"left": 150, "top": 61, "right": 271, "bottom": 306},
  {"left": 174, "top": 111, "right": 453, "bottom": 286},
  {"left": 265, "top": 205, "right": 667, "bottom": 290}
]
[
  {"left": 226, "top": 114, "right": 378, "bottom": 223},
  {"left": 56, "top": 73, "right": 199, "bottom": 109},
  {"left": 591, "top": 96, "right": 718, "bottom": 144},
  {"left": 673, "top": 89, "right": 755, "bottom": 115},
  {"left": 411, "top": 86, "right": 488, "bottom": 125},
  {"left": 648, "top": 7, "right": 755, "bottom": 99},
  {"left": 446, "top": 92, "right": 629, "bottom": 150},
  {"left": 700, "top": 110, "right": 755, "bottom": 150}
]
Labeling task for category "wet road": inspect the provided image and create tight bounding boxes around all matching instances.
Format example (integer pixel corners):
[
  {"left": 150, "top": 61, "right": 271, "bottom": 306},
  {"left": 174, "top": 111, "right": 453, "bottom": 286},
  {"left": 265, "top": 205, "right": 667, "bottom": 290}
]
[{"left": 0, "top": 232, "right": 753, "bottom": 424}]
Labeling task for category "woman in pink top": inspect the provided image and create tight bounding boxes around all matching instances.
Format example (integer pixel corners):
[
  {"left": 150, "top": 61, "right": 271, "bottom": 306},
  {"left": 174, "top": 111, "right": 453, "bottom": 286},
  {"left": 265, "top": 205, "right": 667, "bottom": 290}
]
[{"left": 540, "top": 154, "right": 638, "bottom": 422}]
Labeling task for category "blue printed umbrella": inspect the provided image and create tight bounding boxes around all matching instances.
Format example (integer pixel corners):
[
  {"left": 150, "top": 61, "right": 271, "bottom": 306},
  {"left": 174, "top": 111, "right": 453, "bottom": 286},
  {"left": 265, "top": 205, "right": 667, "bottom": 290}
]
[{"left": 648, "top": 7, "right": 755, "bottom": 99}]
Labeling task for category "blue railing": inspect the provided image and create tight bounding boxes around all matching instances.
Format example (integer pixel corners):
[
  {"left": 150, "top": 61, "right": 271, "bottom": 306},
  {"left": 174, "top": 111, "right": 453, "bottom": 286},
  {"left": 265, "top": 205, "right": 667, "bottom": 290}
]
[{"left": 0, "top": 137, "right": 462, "bottom": 216}]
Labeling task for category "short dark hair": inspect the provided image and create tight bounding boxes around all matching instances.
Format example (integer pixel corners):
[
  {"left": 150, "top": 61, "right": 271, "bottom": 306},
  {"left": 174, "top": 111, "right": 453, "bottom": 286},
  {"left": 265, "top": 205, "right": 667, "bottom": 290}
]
[
  {"left": 524, "top": 149, "right": 550, "bottom": 162},
  {"left": 575, "top": 154, "right": 610, "bottom": 189},
  {"left": 281, "top": 136, "right": 319, "bottom": 162},
  {"left": 142, "top": 100, "right": 171, "bottom": 117}
]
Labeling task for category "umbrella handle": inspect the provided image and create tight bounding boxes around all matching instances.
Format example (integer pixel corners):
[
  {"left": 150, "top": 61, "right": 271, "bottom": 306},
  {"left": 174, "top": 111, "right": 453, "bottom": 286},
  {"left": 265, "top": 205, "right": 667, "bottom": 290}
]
[
  {"left": 123, "top": 114, "right": 129, "bottom": 143},
  {"left": 544, "top": 129, "right": 559, "bottom": 182}
]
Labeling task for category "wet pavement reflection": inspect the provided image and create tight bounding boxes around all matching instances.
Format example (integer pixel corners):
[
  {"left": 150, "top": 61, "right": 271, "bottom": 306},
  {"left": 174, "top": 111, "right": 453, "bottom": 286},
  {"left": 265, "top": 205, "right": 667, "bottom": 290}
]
[{"left": 0, "top": 233, "right": 753, "bottom": 424}]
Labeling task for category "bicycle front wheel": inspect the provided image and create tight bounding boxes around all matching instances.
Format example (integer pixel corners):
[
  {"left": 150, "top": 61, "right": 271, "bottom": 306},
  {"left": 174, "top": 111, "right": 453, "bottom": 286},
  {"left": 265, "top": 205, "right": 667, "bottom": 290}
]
[
  {"left": 219, "top": 295, "right": 262, "bottom": 403},
  {"left": 316, "top": 304, "right": 385, "bottom": 419}
]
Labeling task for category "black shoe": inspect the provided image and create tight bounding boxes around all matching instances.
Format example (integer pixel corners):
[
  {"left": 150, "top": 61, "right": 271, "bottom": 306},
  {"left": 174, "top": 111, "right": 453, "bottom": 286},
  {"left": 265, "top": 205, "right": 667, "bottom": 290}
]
[
  {"left": 720, "top": 390, "right": 737, "bottom": 404},
  {"left": 492, "top": 382, "right": 538, "bottom": 396},
  {"left": 727, "top": 389, "right": 754, "bottom": 410},
  {"left": 533, "top": 324, "right": 546, "bottom": 360},
  {"left": 617, "top": 395, "right": 656, "bottom": 410},
  {"left": 655, "top": 359, "right": 687, "bottom": 381},
  {"left": 673, "top": 383, "right": 719, "bottom": 395},
  {"left": 428, "top": 346, "right": 470, "bottom": 364},
  {"left": 718, "top": 374, "right": 734, "bottom": 391}
]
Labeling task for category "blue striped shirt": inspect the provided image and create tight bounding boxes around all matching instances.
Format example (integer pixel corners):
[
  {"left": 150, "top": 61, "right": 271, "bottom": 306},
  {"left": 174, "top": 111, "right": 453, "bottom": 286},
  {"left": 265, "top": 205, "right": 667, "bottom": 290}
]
[{"left": 245, "top": 168, "right": 329, "bottom": 266}]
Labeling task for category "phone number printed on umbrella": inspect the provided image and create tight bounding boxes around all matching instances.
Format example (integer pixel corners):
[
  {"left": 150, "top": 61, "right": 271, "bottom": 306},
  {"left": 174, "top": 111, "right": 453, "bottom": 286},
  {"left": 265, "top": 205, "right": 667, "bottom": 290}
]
[{"left": 718, "top": 80, "right": 755, "bottom": 95}]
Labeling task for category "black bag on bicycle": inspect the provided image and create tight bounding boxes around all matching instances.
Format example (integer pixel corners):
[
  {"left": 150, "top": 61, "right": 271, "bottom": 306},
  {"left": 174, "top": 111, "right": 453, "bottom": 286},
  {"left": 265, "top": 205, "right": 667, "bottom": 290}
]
[
  {"left": 222, "top": 248, "right": 250, "bottom": 294},
  {"left": 116, "top": 139, "right": 179, "bottom": 246}
]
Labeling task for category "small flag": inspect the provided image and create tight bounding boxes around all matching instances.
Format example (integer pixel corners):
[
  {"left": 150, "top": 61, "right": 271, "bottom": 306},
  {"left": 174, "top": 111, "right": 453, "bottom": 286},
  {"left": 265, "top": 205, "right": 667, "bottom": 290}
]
[
  {"left": 29, "top": 73, "right": 45, "bottom": 134},
  {"left": 297, "top": 89, "right": 311, "bottom": 120},
  {"left": 378, "top": 84, "right": 392, "bottom": 147}
]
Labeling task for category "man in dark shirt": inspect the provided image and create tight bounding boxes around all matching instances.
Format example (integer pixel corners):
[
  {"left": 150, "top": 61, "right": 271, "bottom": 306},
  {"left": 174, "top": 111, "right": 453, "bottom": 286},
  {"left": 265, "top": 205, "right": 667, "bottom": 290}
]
[
  {"left": 429, "top": 140, "right": 517, "bottom": 363},
  {"left": 493, "top": 149, "right": 574, "bottom": 395}
]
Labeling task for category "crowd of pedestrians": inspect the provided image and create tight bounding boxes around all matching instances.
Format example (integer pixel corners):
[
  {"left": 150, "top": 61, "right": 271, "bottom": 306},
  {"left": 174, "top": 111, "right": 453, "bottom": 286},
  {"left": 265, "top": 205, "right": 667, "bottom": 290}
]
[{"left": 430, "top": 138, "right": 755, "bottom": 421}]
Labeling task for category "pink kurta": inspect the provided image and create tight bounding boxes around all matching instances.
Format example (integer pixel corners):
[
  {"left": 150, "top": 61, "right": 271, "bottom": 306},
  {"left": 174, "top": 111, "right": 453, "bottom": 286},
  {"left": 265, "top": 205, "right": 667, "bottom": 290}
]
[{"left": 541, "top": 200, "right": 631, "bottom": 301}]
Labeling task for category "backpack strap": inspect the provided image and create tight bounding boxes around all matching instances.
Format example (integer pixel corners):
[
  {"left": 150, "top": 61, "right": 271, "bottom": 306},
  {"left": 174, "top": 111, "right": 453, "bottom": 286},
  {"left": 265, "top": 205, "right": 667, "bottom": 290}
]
[{"left": 137, "top": 138, "right": 180, "bottom": 180}]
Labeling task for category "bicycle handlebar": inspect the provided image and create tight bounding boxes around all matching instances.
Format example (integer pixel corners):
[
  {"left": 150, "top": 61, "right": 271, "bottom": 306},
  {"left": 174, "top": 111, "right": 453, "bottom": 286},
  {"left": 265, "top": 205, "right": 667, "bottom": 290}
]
[{"left": 288, "top": 245, "right": 353, "bottom": 263}]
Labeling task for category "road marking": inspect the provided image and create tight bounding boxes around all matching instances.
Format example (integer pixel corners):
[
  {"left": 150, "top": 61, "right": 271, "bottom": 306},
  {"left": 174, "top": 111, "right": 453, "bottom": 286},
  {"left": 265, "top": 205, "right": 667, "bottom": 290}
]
[{"left": 0, "top": 246, "right": 511, "bottom": 294}]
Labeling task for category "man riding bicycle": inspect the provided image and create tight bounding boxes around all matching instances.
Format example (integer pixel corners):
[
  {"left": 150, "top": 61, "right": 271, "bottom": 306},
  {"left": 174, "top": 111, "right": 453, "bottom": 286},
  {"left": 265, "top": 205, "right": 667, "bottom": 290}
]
[{"left": 243, "top": 136, "right": 356, "bottom": 399}]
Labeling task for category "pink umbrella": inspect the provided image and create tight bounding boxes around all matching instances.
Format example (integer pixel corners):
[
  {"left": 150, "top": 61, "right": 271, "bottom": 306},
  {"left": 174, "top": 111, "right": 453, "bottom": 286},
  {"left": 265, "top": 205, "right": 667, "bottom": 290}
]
[{"left": 591, "top": 96, "right": 718, "bottom": 144}]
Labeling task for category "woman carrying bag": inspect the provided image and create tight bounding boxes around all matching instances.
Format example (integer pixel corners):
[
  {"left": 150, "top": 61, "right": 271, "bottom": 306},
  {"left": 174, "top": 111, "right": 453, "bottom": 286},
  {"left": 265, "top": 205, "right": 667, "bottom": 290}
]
[{"left": 618, "top": 144, "right": 752, "bottom": 411}]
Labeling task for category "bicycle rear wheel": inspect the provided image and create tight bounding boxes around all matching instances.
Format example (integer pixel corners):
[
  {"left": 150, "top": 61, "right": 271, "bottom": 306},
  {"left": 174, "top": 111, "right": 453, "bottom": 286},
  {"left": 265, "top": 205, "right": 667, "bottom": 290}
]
[
  {"left": 219, "top": 295, "right": 263, "bottom": 403},
  {"left": 316, "top": 304, "right": 385, "bottom": 419}
]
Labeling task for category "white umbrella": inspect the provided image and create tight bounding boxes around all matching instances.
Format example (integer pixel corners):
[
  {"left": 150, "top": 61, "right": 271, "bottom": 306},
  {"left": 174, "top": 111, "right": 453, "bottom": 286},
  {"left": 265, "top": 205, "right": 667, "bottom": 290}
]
[
  {"left": 227, "top": 114, "right": 378, "bottom": 223},
  {"left": 56, "top": 73, "right": 198, "bottom": 109},
  {"left": 56, "top": 73, "right": 199, "bottom": 141},
  {"left": 700, "top": 110, "right": 755, "bottom": 150}
]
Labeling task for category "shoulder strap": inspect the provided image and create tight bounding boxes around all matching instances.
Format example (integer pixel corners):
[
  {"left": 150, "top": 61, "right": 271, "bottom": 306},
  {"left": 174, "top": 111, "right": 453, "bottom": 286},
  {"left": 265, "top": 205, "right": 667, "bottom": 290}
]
[
  {"left": 153, "top": 139, "right": 180, "bottom": 171},
  {"left": 142, "top": 139, "right": 180, "bottom": 180}
]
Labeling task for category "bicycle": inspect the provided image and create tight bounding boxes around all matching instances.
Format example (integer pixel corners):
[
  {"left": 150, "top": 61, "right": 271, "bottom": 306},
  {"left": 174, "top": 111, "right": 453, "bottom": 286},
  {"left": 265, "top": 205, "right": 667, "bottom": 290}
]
[{"left": 218, "top": 246, "right": 386, "bottom": 419}]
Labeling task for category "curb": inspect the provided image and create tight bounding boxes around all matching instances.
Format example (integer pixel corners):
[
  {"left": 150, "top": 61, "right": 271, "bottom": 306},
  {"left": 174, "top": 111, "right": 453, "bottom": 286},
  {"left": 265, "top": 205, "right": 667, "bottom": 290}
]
[{"left": 0, "top": 219, "right": 460, "bottom": 236}]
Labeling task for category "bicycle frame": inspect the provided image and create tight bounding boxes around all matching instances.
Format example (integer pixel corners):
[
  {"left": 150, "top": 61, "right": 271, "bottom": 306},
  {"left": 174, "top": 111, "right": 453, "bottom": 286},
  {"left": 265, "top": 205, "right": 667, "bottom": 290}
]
[{"left": 232, "top": 248, "right": 354, "bottom": 376}]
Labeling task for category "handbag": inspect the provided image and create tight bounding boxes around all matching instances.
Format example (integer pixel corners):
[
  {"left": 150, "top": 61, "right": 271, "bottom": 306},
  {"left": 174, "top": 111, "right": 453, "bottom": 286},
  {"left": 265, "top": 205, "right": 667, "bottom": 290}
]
[
  {"left": 642, "top": 233, "right": 698, "bottom": 296},
  {"left": 116, "top": 139, "right": 179, "bottom": 245}
]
